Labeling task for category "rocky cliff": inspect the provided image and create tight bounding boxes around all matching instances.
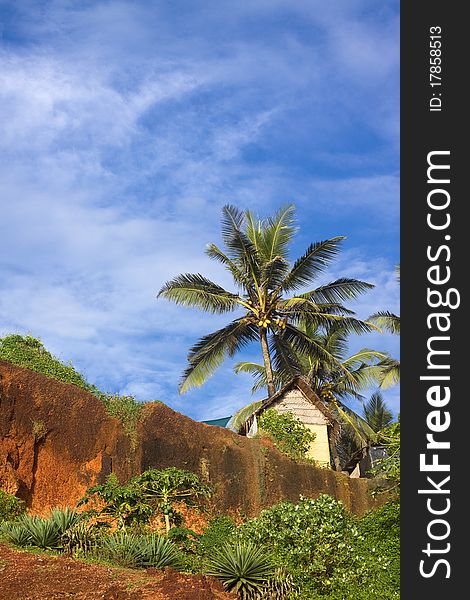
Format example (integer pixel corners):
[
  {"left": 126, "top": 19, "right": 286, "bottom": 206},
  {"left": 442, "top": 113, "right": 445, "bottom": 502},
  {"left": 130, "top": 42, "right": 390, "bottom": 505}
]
[{"left": 0, "top": 360, "right": 384, "bottom": 516}]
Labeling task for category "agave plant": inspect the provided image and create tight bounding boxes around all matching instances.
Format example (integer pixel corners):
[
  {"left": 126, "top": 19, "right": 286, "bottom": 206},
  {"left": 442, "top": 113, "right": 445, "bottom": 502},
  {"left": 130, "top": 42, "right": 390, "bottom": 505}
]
[
  {"left": 0, "top": 521, "right": 31, "bottom": 547},
  {"left": 20, "top": 515, "right": 61, "bottom": 549},
  {"left": 140, "top": 533, "right": 182, "bottom": 569},
  {"left": 61, "top": 521, "right": 97, "bottom": 556},
  {"left": 50, "top": 507, "right": 80, "bottom": 534},
  {"left": 98, "top": 531, "right": 146, "bottom": 568},
  {"left": 206, "top": 541, "right": 275, "bottom": 599},
  {"left": 97, "top": 531, "right": 181, "bottom": 569}
]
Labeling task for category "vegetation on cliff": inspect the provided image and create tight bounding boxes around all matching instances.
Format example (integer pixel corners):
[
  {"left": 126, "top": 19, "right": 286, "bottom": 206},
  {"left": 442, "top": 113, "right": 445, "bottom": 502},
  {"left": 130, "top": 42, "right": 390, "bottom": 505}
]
[{"left": 0, "top": 334, "right": 143, "bottom": 443}]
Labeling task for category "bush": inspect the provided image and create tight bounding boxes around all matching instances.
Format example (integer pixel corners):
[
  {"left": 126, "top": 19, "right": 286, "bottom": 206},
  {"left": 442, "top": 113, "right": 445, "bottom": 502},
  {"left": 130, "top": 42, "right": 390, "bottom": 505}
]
[
  {"left": 237, "top": 495, "right": 366, "bottom": 599},
  {"left": 17, "top": 515, "right": 62, "bottom": 549},
  {"left": 50, "top": 507, "right": 80, "bottom": 534},
  {"left": 236, "top": 494, "right": 399, "bottom": 600},
  {"left": 258, "top": 409, "right": 315, "bottom": 460},
  {"left": 0, "top": 335, "right": 90, "bottom": 389},
  {"left": 0, "top": 490, "right": 25, "bottom": 522},
  {"left": 198, "top": 516, "right": 236, "bottom": 556},
  {"left": 61, "top": 521, "right": 98, "bottom": 556},
  {"left": 206, "top": 541, "right": 276, "bottom": 599}
]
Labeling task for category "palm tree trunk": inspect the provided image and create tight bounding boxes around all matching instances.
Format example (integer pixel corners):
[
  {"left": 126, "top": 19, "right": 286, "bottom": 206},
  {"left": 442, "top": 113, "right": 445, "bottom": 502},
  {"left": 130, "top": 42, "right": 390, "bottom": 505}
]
[{"left": 260, "top": 328, "right": 276, "bottom": 397}]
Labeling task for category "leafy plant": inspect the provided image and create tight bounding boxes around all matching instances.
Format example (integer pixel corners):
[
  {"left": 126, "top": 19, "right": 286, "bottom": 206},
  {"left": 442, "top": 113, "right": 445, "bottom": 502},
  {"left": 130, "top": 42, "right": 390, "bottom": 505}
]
[
  {"left": 0, "top": 521, "right": 31, "bottom": 546},
  {"left": 206, "top": 541, "right": 275, "bottom": 599},
  {"left": 98, "top": 531, "right": 146, "bottom": 568},
  {"left": 20, "top": 515, "right": 61, "bottom": 549},
  {"left": 198, "top": 515, "right": 236, "bottom": 556},
  {"left": 236, "top": 495, "right": 365, "bottom": 598},
  {"left": 79, "top": 473, "right": 153, "bottom": 528},
  {"left": 61, "top": 521, "right": 98, "bottom": 556},
  {"left": 80, "top": 468, "right": 210, "bottom": 533},
  {"left": 135, "top": 467, "right": 211, "bottom": 533},
  {"left": 97, "top": 531, "right": 181, "bottom": 569},
  {"left": 141, "top": 533, "right": 182, "bottom": 568},
  {"left": 258, "top": 409, "right": 315, "bottom": 460},
  {"left": 50, "top": 507, "right": 80, "bottom": 534},
  {"left": 371, "top": 418, "right": 400, "bottom": 493},
  {"left": 0, "top": 490, "right": 25, "bottom": 522},
  {"left": 100, "top": 394, "right": 143, "bottom": 449}
]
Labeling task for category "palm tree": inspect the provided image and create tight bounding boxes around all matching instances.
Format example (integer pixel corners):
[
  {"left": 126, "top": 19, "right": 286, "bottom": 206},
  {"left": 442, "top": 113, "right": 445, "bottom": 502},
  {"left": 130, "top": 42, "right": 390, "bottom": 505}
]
[{"left": 158, "top": 204, "right": 376, "bottom": 396}]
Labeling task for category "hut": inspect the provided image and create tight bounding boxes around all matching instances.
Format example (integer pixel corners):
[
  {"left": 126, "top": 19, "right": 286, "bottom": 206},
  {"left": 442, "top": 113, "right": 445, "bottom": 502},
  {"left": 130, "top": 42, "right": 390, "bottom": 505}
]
[{"left": 237, "top": 376, "right": 341, "bottom": 469}]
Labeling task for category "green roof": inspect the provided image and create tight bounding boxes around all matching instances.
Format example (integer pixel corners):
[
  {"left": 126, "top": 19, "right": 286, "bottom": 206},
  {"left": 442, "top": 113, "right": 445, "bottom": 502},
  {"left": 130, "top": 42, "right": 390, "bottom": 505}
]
[{"left": 201, "top": 416, "right": 232, "bottom": 428}]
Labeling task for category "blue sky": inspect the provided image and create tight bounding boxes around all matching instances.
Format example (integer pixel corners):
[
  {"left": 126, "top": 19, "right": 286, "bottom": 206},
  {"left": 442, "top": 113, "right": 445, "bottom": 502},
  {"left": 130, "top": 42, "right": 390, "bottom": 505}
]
[{"left": 0, "top": 0, "right": 399, "bottom": 420}]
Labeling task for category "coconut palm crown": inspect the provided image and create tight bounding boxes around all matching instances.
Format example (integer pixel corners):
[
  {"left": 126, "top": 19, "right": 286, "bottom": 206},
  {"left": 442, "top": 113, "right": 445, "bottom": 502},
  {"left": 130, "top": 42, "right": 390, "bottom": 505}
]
[{"left": 158, "top": 204, "right": 376, "bottom": 396}]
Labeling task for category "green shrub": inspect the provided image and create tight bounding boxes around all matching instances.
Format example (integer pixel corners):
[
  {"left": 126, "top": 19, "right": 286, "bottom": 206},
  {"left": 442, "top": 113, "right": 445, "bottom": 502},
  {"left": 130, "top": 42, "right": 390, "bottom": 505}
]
[
  {"left": 236, "top": 494, "right": 399, "bottom": 600},
  {"left": 258, "top": 409, "right": 315, "bottom": 460},
  {"left": 206, "top": 541, "right": 276, "bottom": 599},
  {"left": 79, "top": 468, "right": 211, "bottom": 532},
  {"left": 0, "top": 335, "right": 90, "bottom": 389},
  {"left": 0, "top": 490, "right": 25, "bottom": 522},
  {"left": 79, "top": 473, "right": 153, "bottom": 528},
  {"left": 237, "top": 494, "right": 366, "bottom": 598},
  {"left": 198, "top": 516, "right": 236, "bottom": 556},
  {"left": 61, "top": 521, "right": 98, "bottom": 556}
]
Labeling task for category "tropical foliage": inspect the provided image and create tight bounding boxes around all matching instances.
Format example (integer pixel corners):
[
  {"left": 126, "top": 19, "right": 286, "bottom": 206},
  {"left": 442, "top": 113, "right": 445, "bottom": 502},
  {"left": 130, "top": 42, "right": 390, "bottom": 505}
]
[
  {"left": 0, "top": 334, "right": 144, "bottom": 445},
  {"left": 79, "top": 468, "right": 211, "bottom": 533},
  {"left": 0, "top": 490, "right": 25, "bottom": 522},
  {"left": 362, "top": 392, "right": 393, "bottom": 432},
  {"left": 236, "top": 494, "right": 399, "bottom": 600},
  {"left": 368, "top": 264, "right": 400, "bottom": 388},
  {"left": 258, "top": 409, "right": 315, "bottom": 460},
  {"left": 96, "top": 531, "right": 182, "bottom": 569},
  {"left": 158, "top": 204, "right": 376, "bottom": 396},
  {"left": 206, "top": 541, "right": 276, "bottom": 599}
]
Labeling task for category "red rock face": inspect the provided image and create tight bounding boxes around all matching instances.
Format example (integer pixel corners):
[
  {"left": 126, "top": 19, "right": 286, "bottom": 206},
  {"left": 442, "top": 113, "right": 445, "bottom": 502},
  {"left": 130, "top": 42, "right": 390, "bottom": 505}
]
[{"left": 0, "top": 360, "right": 385, "bottom": 516}]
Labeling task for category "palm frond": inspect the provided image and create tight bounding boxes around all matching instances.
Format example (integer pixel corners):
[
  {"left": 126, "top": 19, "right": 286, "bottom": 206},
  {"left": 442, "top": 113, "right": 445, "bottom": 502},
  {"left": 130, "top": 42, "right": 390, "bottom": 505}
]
[
  {"left": 281, "top": 323, "right": 354, "bottom": 382},
  {"left": 333, "top": 402, "right": 378, "bottom": 445},
  {"left": 257, "top": 204, "right": 297, "bottom": 262},
  {"left": 341, "top": 348, "right": 390, "bottom": 372},
  {"left": 205, "top": 243, "right": 251, "bottom": 289},
  {"left": 362, "top": 391, "right": 394, "bottom": 432},
  {"left": 377, "top": 357, "right": 401, "bottom": 388},
  {"left": 180, "top": 319, "right": 258, "bottom": 393},
  {"left": 368, "top": 311, "right": 400, "bottom": 335},
  {"left": 261, "top": 255, "right": 289, "bottom": 290},
  {"left": 158, "top": 274, "right": 240, "bottom": 314},
  {"left": 226, "top": 400, "right": 263, "bottom": 432},
  {"left": 221, "top": 205, "right": 261, "bottom": 289},
  {"left": 300, "top": 278, "right": 374, "bottom": 304},
  {"left": 270, "top": 333, "right": 302, "bottom": 381},
  {"left": 280, "top": 237, "right": 345, "bottom": 292}
]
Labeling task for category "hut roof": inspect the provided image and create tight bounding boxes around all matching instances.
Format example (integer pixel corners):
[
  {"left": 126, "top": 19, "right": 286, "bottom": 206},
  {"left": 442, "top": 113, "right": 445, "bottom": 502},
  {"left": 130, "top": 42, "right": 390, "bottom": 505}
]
[{"left": 254, "top": 376, "right": 340, "bottom": 430}]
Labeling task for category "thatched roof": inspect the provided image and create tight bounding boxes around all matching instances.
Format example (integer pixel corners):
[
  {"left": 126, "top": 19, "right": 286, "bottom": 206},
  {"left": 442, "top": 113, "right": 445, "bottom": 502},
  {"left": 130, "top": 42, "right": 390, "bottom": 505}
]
[{"left": 236, "top": 376, "right": 341, "bottom": 441}]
